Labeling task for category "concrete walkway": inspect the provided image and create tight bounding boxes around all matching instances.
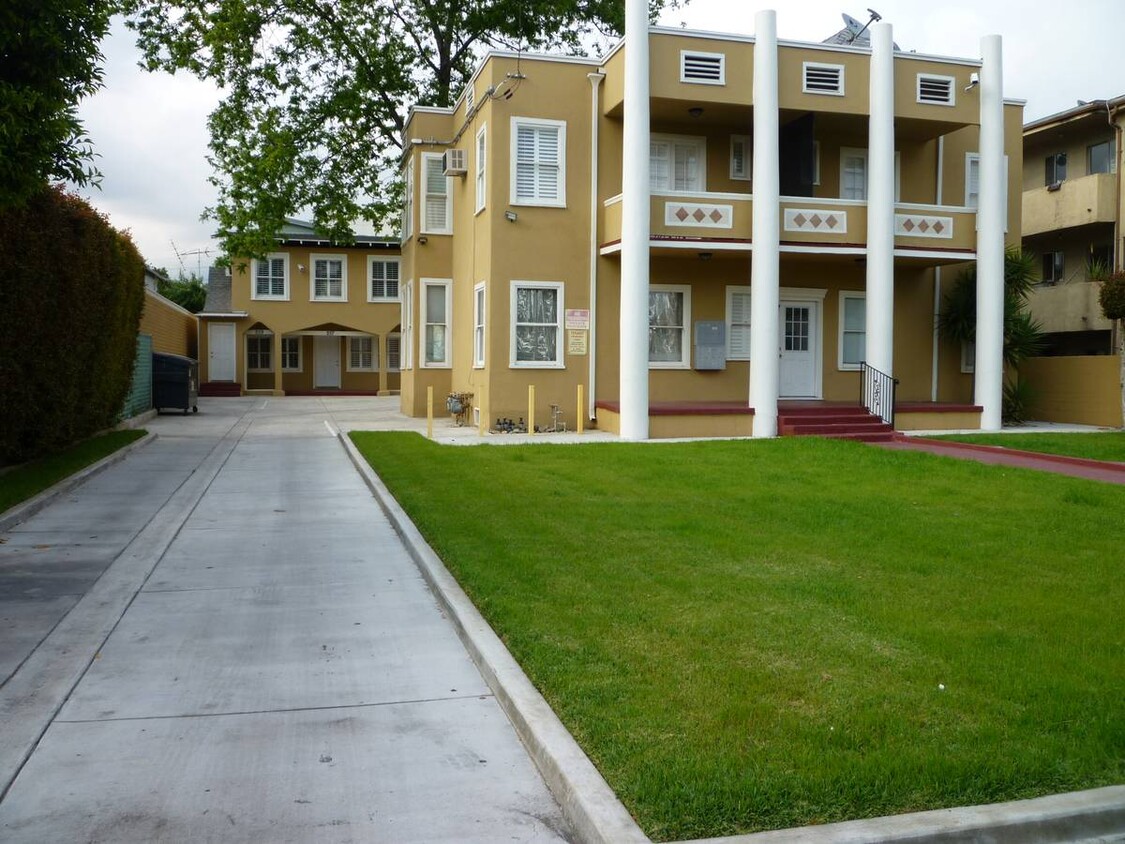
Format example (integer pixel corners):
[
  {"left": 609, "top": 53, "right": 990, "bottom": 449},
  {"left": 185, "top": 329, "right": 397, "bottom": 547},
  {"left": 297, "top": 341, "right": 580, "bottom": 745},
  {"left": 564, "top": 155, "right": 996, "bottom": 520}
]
[{"left": 0, "top": 398, "right": 569, "bottom": 842}]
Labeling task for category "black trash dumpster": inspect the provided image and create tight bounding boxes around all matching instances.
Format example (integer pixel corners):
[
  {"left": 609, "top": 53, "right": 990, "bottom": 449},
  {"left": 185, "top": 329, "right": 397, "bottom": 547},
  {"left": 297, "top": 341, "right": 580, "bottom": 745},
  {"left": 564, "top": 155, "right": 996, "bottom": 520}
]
[{"left": 153, "top": 352, "right": 199, "bottom": 415}]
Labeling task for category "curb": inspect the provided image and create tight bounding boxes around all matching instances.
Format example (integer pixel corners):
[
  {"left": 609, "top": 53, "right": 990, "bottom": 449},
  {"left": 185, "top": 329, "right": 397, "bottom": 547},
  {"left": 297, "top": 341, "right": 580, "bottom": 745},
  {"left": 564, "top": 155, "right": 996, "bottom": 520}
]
[
  {"left": 338, "top": 432, "right": 649, "bottom": 844},
  {"left": 340, "top": 432, "right": 1125, "bottom": 844},
  {"left": 0, "top": 431, "right": 158, "bottom": 533},
  {"left": 902, "top": 435, "right": 1125, "bottom": 474}
]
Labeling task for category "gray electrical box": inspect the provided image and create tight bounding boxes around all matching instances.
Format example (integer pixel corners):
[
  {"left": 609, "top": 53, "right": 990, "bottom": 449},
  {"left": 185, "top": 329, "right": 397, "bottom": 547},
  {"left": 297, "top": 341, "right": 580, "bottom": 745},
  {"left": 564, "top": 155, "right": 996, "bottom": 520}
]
[{"left": 694, "top": 320, "right": 726, "bottom": 371}]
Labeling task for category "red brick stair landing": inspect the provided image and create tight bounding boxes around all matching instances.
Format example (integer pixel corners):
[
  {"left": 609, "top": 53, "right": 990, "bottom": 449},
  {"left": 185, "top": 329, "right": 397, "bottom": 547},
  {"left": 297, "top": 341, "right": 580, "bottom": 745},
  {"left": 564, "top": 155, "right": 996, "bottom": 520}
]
[
  {"left": 778, "top": 404, "right": 895, "bottom": 443},
  {"left": 200, "top": 382, "right": 242, "bottom": 397}
]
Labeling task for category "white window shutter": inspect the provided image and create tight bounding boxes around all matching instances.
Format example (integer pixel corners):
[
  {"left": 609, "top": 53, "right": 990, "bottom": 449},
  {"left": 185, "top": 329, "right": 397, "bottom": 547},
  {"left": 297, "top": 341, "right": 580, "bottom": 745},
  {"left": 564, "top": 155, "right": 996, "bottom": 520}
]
[{"left": 729, "top": 291, "right": 752, "bottom": 358}]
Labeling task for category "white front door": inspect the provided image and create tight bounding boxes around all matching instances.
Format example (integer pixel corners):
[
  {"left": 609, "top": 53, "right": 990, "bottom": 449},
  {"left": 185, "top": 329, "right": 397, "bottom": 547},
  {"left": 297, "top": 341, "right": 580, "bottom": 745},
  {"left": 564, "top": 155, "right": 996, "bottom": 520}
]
[
  {"left": 779, "top": 301, "right": 819, "bottom": 398},
  {"left": 314, "top": 336, "right": 341, "bottom": 388},
  {"left": 208, "top": 323, "right": 235, "bottom": 381}
]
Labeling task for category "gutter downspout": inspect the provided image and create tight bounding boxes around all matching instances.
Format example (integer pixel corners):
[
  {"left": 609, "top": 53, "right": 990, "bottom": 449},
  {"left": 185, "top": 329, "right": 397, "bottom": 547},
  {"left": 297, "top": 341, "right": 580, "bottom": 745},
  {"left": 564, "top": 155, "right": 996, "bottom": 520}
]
[
  {"left": 932, "top": 135, "right": 945, "bottom": 402},
  {"left": 588, "top": 71, "right": 605, "bottom": 422}
]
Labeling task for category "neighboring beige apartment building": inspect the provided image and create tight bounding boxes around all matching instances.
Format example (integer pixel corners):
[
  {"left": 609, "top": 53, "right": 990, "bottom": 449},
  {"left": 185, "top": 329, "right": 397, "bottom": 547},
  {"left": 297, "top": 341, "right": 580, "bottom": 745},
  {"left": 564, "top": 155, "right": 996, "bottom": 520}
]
[
  {"left": 395, "top": 9, "right": 1023, "bottom": 438},
  {"left": 1022, "top": 96, "right": 1123, "bottom": 356},
  {"left": 197, "top": 220, "right": 403, "bottom": 396}
]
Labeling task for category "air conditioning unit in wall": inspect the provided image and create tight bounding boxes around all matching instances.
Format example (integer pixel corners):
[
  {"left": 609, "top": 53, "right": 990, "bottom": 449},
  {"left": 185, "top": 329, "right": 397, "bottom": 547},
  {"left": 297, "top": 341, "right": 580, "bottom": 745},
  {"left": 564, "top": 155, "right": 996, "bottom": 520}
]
[{"left": 442, "top": 149, "right": 467, "bottom": 176}]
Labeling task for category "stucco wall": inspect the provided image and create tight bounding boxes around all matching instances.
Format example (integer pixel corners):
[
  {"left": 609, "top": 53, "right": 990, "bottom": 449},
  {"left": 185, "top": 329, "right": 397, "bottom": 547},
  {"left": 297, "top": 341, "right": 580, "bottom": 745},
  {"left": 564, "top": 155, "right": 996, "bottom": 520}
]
[{"left": 1022, "top": 355, "right": 1123, "bottom": 427}]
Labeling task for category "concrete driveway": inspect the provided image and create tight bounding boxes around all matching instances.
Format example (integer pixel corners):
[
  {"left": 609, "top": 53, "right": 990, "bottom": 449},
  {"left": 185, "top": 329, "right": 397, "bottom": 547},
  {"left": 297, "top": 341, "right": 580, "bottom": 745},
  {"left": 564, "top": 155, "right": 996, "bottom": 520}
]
[{"left": 0, "top": 397, "right": 570, "bottom": 842}]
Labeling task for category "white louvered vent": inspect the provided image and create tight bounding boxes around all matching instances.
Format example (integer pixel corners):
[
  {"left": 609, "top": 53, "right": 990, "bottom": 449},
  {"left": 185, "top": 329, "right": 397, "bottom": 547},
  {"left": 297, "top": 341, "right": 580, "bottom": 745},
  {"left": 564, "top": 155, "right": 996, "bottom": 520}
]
[
  {"left": 442, "top": 148, "right": 467, "bottom": 176},
  {"left": 465, "top": 85, "right": 474, "bottom": 111},
  {"left": 917, "top": 74, "right": 955, "bottom": 105},
  {"left": 803, "top": 63, "right": 844, "bottom": 96},
  {"left": 680, "top": 51, "right": 725, "bottom": 85}
]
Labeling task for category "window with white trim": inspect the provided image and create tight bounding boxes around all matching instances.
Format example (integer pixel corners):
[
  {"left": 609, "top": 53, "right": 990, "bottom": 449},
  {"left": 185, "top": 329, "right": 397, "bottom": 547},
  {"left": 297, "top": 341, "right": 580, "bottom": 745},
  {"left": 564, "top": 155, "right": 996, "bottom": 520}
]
[
  {"left": 511, "top": 117, "right": 566, "bottom": 207},
  {"left": 649, "top": 285, "right": 691, "bottom": 368},
  {"left": 965, "top": 152, "right": 980, "bottom": 208},
  {"left": 247, "top": 334, "right": 272, "bottom": 371},
  {"left": 347, "top": 336, "right": 376, "bottom": 371},
  {"left": 510, "top": 281, "right": 563, "bottom": 368},
  {"left": 421, "top": 279, "right": 451, "bottom": 367},
  {"left": 916, "top": 74, "right": 955, "bottom": 106},
  {"left": 803, "top": 62, "right": 844, "bottom": 96},
  {"left": 475, "top": 125, "right": 487, "bottom": 214},
  {"left": 838, "top": 292, "right": 866, "bottom": 370},
  {"left": 402, "top": 158, "right": 414, "bottom": 240},
  {"left": 726, "top": 286, "right": 752, "bottom": 360},
  {"left": 730, "top": 135, "right": 751, "bottom": 181},
  {"left": 281, "top": 336, "right": 301, "bottom": 372},
  {"left": 387, "top": 333, "right": 401, "bottom": 372},
  {"left": 651, "top": 134, "right": 705, "bottom": 192},
  {"left": 839, "top": 148, "right": 901, "bottom": 201},
  {"left": 368, "top": 257, "right": 400, "bottom": 301},
  {"left": 310, "top": 254, "right": 346, "bottom": 301},
  {"left": 252, "top": 254, "right": 289, "bottom": 300},
  {"left": 421, "top": 153, "right": 452, "bottom": 234},
  {"left": 473, "top": 282, "right": 486, "bottom": 367},
  {"left": 402, "top": 280, "right": 414, "bottom": 369},
  {"left": 680, "top": 51, "right": 725, "bottom": 85}
]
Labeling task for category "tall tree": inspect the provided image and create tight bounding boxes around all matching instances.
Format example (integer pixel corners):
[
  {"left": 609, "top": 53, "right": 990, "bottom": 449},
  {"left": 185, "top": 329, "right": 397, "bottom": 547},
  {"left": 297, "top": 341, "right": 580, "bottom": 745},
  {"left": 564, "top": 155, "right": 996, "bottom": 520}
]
[
  {"left": 0, "top": 0, "right": 114, "bottom": 206},
  {"left": 121, "top": 0, "right": 679, "bottom": 259}
]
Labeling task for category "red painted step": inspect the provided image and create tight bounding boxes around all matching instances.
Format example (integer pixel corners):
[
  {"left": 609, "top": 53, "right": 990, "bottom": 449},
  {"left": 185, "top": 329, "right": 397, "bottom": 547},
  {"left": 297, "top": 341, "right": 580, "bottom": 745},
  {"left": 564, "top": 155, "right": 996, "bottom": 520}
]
[
  {"left": 778, "top": 405, "right": 894, "bottom": 442},
  {"left": 199, "top": 382, "right": 242, "bottom": 397}
]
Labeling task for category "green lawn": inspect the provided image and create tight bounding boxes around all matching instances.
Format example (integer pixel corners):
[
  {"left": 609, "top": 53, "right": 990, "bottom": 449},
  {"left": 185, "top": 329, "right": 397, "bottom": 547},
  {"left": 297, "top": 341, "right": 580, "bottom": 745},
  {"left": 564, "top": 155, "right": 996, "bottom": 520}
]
[
  {"left": 352, "top": 432, "right": 1124, "bottom": 841},
  {"left": 0, "top": 430, "right": 147, "bottom": 514},
  {"left": 927, "top": 431, "right": 1125, "bottom": 463}
]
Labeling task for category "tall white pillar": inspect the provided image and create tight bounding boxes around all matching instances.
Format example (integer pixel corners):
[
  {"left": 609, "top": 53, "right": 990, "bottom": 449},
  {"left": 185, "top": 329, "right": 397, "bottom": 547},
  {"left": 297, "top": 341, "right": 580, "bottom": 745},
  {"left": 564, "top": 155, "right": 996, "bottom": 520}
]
[
  {"left": 750, "top": 9, "right": 780, "bottom": 438},
  {"left": 866, "top": 22, "right": 896, "bottom": 377},
  {"left": 976, "top": 34, "right": 1005, "bottom": 430},
  {"left": 619, "top": 0, "right": 650, "bottom": 441}
]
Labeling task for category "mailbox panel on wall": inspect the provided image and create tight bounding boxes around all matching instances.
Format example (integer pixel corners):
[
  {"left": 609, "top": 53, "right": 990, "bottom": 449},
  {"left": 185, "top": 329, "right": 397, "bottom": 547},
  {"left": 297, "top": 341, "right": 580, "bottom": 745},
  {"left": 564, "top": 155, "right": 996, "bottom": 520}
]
[{"left": 694, "top": 320, "right": 726, "bottom": 371}]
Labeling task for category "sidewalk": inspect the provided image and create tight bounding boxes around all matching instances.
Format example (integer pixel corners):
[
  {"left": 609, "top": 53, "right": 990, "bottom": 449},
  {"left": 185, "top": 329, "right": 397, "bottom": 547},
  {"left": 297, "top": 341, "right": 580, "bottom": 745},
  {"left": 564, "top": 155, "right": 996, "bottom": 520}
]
[{"left": 0, "top": 398, "right": 569, "bottom": 842}]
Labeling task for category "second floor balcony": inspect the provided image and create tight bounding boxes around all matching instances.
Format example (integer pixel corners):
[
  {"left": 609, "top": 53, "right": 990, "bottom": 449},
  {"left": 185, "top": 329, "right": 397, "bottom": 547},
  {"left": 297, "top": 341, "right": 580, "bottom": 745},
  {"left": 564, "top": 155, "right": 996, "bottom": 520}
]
[{"left": 1023, "top": 173, "right": 1117, "bottom": 238}]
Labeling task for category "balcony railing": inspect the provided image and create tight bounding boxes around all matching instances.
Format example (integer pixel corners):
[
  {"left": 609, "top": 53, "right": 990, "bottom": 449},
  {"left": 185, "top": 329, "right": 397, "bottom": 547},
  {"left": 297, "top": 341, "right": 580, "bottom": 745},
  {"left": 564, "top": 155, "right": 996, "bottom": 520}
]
[{"left": 1022, "top": 173, "right": 1116, "bottom": 237}]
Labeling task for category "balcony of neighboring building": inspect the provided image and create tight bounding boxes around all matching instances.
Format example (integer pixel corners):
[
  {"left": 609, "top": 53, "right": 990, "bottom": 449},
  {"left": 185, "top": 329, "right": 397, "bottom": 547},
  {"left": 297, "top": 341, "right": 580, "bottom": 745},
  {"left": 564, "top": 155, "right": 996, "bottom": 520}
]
[{"left": 1022, "top": 172, "right": 1118, "bottom": 237}]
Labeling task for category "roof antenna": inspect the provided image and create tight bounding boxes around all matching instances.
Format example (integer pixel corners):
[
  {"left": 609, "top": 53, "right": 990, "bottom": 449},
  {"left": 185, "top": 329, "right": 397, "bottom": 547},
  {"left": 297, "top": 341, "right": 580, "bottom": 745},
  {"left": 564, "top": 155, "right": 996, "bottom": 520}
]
[{"left": 823, "top": 9, "right": 896, "bottom": 49}]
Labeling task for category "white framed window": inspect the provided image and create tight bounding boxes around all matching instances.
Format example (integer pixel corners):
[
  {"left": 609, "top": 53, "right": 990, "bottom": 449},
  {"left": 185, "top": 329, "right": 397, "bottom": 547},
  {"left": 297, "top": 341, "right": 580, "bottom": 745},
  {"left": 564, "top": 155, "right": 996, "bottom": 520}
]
[
  {"left": 402, "top": 280, "right": 414, "bottom": 370},
  {"left": 402, "top": 158, "right": 414, "bottom": 241},
  {"left": 387, "top": 333, "right": 401, "bottom": 372},
  {"left": 726, "top": 286, "right": 752, "bottom": 360},
  {"left": 281, "top": 336, "right": 301, "bottom": 372},
  {"left": 421, "top": 152, "right": 452, "bottom": 234},
  {"left": 730, "top": 135, "right": 751, "bottom": 181},
  {"left": 510, "top": 281, "right": 564, "bottom": 368},
  {"left": 803, "top": 62, "right": 844, "bottom": 96},
  {"left": 839, "top": 148, "right": 901, "bottom": 201},
  {"left": 310, "top": 254, "right": 347, "bottom": 301},
  {"left": 421, "top": 278, "right": 451, "bottom": 367},
  {"left": 680, "top": 50, "right": 725, "bottom": 85},
  {"left": 649, "top": 284, "right": 691, "bottom": 369},
  {"left": 475, "top": 125, "right": 487, "bottom": 214},
  {"left": 251, "top": 253, "right": 289, "bottom": 300},
  {"left": 838, "top": 292, "right": 866, "bottom": 370},
  {"left": 247, "top": 333, "right": 272, "bottom": 371},
  {"left": 961, "top": 339, "right": 975, "bottom": 374},
  {"left": 651, "top": 134, "right": 706, "bottom": 192},
  {"left": 916, "top": 74, "right": 955, "bottom": 106},
  {"left": 473, "top": 282, "right": 486, "bottom": 367},
  {"left": 511, "top": 117, "right": 566, "bottom": 207},
  {"left": 347, "top": 335, "right": 376, "bottom": 371},
  {"left": 368, "top": 257, "right": 400, "bottom": 301},
  {"left": 965, "top": 152, "right": 980, "bottom": 208}
]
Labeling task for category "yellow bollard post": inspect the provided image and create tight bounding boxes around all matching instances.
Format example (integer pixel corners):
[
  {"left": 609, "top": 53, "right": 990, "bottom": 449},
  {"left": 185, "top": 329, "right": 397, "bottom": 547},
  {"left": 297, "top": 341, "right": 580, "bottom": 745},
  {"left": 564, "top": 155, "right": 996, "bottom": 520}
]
[
  {"left": 577, "top": 384, "right": 584, "bottom": 434},
  {"left": 528, "top": 385, "right": 535, "bottom": 435},
  {"left": 427, "top": 386, "right": 434, "bottom": 440}
]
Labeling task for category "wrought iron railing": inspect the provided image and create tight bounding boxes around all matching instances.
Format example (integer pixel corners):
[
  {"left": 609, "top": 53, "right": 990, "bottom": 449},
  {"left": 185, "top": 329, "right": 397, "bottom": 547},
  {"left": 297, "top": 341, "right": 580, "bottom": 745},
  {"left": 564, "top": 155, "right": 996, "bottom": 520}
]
[{"left": 860, "top": 361, "right": 899, "bottom": 427}]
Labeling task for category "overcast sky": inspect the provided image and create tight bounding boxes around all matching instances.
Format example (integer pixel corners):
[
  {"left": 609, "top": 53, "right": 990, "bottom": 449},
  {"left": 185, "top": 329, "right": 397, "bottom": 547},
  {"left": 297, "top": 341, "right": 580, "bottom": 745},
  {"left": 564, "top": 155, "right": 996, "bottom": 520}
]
[{"left": 75, "top": 1, "right": 1125, "bottom": 276}]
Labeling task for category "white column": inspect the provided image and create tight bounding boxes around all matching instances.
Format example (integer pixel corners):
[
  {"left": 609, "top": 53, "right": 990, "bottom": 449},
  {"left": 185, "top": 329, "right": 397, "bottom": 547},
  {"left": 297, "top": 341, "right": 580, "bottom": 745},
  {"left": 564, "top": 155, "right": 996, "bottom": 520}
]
[
  {"left": 750, "top": 9, "right": 780, "bottom": 438},
  {"left": 619, "top": 0, "right": 650, "bottom": 441},
  {"left": 865, "top": 22, "right": 895, "bottom": 377},
  {"left": 976, "top": 34, "right": 1005, "bottom": 430}
]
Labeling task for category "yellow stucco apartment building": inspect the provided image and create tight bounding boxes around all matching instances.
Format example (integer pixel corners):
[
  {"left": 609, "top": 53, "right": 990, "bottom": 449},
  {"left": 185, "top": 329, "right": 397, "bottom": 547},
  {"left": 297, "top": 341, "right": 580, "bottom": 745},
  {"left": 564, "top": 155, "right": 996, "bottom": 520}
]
[{"left": 200, "top": 8, "right": 1024, "bottom": 440}]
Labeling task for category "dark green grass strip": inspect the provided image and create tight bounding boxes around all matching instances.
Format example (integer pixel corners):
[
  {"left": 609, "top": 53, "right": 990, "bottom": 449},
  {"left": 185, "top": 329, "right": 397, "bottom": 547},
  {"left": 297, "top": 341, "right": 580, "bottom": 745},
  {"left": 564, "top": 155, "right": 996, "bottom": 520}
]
[
  {"left": 352, "top": 432, "right": 1124, "bottom": 841},
  {"left": 927, "top": 431, "right": 1125, "bottom": 463},
  {"left": 0, "top": 430, "right": 146, "bottom": 514}
]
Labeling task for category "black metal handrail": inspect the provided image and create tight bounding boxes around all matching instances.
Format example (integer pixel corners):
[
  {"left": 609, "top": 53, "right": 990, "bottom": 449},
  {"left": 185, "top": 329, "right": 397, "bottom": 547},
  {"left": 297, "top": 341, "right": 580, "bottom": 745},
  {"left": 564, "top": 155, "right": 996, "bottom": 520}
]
[{"left": 860, "top": 361, "right": 899, "bottom": 427}]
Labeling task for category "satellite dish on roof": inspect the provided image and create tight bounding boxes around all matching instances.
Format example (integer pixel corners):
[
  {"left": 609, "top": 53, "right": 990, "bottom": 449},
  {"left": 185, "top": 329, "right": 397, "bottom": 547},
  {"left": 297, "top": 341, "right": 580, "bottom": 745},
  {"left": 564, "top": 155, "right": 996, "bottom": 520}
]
[{"left": 823, "top": 9, "right": 899, "bottom": 49}]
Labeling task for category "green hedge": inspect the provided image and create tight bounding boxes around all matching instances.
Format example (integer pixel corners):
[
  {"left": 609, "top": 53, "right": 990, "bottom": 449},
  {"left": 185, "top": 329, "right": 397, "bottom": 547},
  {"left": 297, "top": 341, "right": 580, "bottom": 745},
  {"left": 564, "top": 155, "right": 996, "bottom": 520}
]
[{"left": 0, "top": 185, "right": 145, "bottom": 463}]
